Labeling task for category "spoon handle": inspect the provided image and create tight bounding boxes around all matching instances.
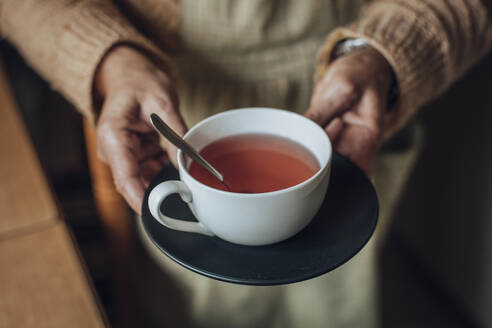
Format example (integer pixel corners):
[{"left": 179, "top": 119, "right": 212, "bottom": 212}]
[{"left": 150, "top": 113, "right": 224, "bottom": 182}]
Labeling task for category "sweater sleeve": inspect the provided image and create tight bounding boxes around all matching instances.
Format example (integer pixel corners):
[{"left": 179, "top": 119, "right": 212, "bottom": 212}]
[
  {"left": 316, "top": 0, "right": 492, "bottom": 138},
  {"left": 0, "top": 0, "right": 174, "bottom": 125}
]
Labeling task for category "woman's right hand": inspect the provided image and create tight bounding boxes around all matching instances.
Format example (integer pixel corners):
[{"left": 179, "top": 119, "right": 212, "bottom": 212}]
[{"left": 95, "top": 46, "right": 187, "bottom": 215}]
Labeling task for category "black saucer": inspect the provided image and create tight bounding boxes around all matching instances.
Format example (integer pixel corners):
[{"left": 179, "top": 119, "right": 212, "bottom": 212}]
[{"left": 141, "top": 153, "right": 378, "bottom": 286}]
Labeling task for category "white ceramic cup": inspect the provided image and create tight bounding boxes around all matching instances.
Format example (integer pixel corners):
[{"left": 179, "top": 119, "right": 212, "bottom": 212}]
[{"left": 148, "top": 108, "right": 332, "bottom": 246}]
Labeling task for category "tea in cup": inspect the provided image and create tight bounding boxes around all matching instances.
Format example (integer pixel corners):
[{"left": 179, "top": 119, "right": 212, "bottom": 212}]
[{"left": 188, "top": 132, "right": 320, "bottom": 193}]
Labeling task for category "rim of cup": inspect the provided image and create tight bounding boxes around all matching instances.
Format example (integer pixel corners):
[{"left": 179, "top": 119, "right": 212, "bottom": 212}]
[{"left": 177, "top": 108, "right": 332, "bottom": 198}]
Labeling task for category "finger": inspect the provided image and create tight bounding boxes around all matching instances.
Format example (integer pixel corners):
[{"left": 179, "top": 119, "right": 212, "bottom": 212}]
[
  {"left": 140, "top": 158, "right": 164, "bottom": 187},
  {"left": 342, "top": 90, "right": 383, "bottom": 132},
  {"left": 101, "top": 92, "right": 153, "bottom": 133},
  {"left": 335, "top": 103, "right": 382, "bottom": 175},
  {"left": 136, "top": 137, "right": 166, "bottom": 161},
  {"left": 306, "top": 79, "right": 360, "bottom": 127},
  {"left": 142, "top": 95, "right": 187, "bottom": 167},
  {"left": 330, "top": 92, "right": 383, "bottom": 176},
  {"left": 113, "top": 155, "right": 146, "bottom": 214},
  {"left": 103, "top": 129, "right": 146, "bottom": 214},
  {"left": 157, "top": 152, "right": 170, "bottom": 166},
  {"left": 143, "top": 95, "right": 186, "bottom": 137},
  {"left": 138, "top": 148, "right": 166, "bottom": 164},
  {"left": 325, "top": 117, "right": 344, "bottom": 144},
  {"left": 336, "top": 125, "right": 379, "bottom": 176},
  {"left": 97, "top": 95, "right": 142, "bottom": 162},
  {"left": 127, "top": 120, "right": 155, "bottom": 133}
]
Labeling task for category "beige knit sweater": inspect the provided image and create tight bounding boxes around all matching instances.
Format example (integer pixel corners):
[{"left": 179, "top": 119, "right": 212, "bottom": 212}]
[{"left": 1, "top": 0, "right": 491, "bottom": 136}]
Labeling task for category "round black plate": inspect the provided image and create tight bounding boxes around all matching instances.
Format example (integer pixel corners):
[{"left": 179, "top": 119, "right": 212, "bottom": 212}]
[{"left": 141, "top": 153, "right": 378, "bottom": 286}]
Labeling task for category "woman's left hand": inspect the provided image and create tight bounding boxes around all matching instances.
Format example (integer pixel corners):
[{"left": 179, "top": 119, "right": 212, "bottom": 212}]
[{"left": 305, "top": 47, "right": 393, "bottom": 175}]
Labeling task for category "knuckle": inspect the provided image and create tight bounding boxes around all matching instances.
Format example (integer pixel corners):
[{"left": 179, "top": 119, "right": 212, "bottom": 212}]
[
  {"left": 97, "top": 123, "right": 121, "bottom": 149},
  {"left": 96, "top": 119, "right": 112, "bottom": 138},
  {"left": 337, "top": 79, "right": 358, "bottom": 97},
  {"left": 114, "top": 82, "right": 142, "bottom": 97},
  {"left": 306, "top": 110, "right": 323, "bottom": 124},
  {"left": 155, "top": 95, "right": 172, "bottom": 109},
  {"left": 146, "top": 93, "right": 174, "bottom": 113},
  {"left": 107, "top": 88, "right": 138, "bottom": 107}
]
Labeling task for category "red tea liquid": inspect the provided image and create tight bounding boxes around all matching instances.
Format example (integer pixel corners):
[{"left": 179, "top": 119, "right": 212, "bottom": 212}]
[{"left": 188, "top": 133, "right": 320, "bottom": 193}]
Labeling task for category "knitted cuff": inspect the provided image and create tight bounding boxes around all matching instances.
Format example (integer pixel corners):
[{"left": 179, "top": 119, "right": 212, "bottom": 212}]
[{"left": 53, "top": 2, "right": 176, "bottom": 126}]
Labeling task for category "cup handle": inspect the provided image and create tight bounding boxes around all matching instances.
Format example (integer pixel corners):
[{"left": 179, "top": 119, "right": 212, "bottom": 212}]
[{"left": 148, "top": 181, "right": 214, "bottom": 236}]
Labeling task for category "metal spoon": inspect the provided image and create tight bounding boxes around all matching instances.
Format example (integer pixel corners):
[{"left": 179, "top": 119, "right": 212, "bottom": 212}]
[{"left": 150, "top": 113, "right": 224, "bottom": 182}]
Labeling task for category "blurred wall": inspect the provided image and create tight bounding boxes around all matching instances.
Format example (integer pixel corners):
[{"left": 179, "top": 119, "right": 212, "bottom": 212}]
[{"left": 394, "top": 53, "right": 492, "bottom": 327}]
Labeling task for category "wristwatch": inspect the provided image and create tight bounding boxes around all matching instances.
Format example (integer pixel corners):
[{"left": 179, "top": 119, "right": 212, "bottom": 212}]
[
  {"left": 331, "top": 38, "right": 371, "bottom": 60},
  {"left": 332, "top": 38, "right": 399, "bottom": 109}
]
